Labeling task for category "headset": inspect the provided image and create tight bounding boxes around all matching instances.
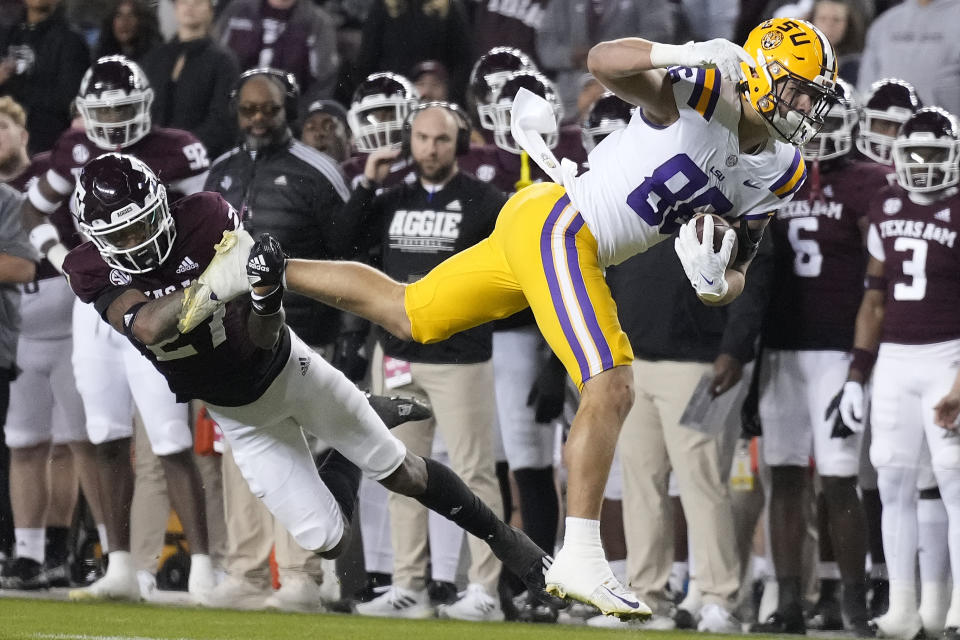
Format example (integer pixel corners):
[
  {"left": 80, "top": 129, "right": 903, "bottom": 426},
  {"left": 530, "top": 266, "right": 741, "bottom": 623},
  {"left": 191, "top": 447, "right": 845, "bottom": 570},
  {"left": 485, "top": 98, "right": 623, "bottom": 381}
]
[
  {"left": 230, "top": 67, "right": 300, "bottom": 123},
  {"left": 400, "top": 101, "right": 471, "bottom": 157}
]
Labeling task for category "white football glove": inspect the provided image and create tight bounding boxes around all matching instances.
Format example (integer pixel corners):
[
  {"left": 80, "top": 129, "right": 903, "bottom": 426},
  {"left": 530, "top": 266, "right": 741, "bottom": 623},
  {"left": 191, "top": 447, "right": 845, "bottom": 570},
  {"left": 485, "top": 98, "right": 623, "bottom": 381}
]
[
  {"left": 674, "top": 215, "right": 736, "bottom": 302},
  {"left": 178, "top": 228, "right": 254, "bottom": 333},
  {"left": 825, "top": 380, "right": 865, "bottom": 437},
  {"left": 649, "top": 39, "right": 755, "bottom": 82}
]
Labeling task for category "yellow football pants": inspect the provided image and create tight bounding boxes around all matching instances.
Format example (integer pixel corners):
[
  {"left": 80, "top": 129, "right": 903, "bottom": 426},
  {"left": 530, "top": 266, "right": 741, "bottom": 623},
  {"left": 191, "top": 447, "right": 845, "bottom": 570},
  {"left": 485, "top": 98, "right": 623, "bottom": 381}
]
[{"left": 405, "top": 182, "right": 633, "bottom": 388}]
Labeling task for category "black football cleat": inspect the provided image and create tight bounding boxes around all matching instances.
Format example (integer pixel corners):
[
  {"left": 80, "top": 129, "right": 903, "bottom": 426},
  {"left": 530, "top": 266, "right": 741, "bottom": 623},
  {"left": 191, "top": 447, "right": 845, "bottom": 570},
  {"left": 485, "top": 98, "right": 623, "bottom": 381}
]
[
  {"left": 44, "top": 561, "right": 72, "bottom": 588},
  {"left": 942, "top": 626, "right": 960, "bottom": 640},
  {"left": 514, "top": 591, "right": 559, "bottom": 624},
  {"left": 0, "top": 557, "right": 49, "bottom": 590},
  {"left": 870, "top": 579, "right": 890, "bottom": 619},
  {"left": 808, "top": 594, "right": 844, "bottom": 631},
  {"left": 752, "top": 608, "right": 807, "bottom": 634},
  {"left": 365, "top": 392, "right": 432, "bottom": 429}
]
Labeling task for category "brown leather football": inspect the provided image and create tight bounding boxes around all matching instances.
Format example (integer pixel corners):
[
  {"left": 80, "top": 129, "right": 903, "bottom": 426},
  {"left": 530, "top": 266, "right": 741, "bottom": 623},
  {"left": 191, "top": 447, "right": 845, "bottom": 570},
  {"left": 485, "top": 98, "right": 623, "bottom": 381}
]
[{"left": 693, "top": 213, "right": 739, "bottom": 266}]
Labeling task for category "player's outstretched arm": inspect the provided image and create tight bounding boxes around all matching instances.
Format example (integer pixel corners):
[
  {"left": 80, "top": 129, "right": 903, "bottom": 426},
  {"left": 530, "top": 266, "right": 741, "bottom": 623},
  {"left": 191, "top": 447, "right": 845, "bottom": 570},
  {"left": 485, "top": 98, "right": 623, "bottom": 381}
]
[
  {"left": 106, "top": 288, "right": 186, "bottom": 346},
  {"left": 245, "top": 234, "right": 286, "bottom": 350},
  {"left": 588, "top": 36, "right": 754, "bottom": 125}
]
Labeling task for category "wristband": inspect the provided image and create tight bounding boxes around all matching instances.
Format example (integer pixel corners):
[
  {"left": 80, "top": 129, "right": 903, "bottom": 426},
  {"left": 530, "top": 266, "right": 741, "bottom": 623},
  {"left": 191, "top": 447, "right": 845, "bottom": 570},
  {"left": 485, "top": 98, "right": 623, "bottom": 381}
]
[
  {"left": 27, "top": 183, "right": 61, "bottom": 214},
  {"left": 850, "top": 347, "right": 877, "bottom": 379},
  {"left": 29, "top": 223, "right": 59, "bottom": 253},
  {"left": 122, "top": 301, "right": 149, "bottom": 344},
  {"left": 251, "top": 285, "right": 283, "bottom": 316},
  {"left": 649, "top": 43, "right": 688, "bottom": 69},
  {"left": 45, "top": 243, "right": 68, "bottom": 274},
  {"left": 864, "top": 275, "right": 887, "bottom": 291}
]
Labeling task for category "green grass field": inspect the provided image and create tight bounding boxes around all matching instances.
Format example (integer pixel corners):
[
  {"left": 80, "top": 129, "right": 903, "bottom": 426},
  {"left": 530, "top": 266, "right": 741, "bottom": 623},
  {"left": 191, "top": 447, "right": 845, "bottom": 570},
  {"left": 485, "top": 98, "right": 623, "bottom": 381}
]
[{"left": 0, "top": 597, "right": 798, "bottom": 640}]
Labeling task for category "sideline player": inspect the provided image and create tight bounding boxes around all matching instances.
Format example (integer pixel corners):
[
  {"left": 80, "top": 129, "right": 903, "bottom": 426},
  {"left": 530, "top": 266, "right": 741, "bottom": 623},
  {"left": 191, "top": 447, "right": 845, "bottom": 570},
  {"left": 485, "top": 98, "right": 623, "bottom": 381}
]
[
  {"left": 62, "top": 153, "right": 557, "bottom": 607},
  {"left": 194, "top": 18, "right": 839, "bottom": 618}
]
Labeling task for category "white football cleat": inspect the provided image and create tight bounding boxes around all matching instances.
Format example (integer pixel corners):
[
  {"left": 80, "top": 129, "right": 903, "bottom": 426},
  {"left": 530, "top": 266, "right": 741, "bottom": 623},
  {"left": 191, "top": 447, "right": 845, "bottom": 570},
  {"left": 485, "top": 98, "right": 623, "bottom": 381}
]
[
  {"left": 195, "top": 574, "right": 270, "bottom": 610},
  {"left": 187, "top": 554, "right": 217, "bottom": 603},
  {"left": 437, "top": 584, "right": 504, "bottom": 622},
  {"left": 871, "top": 611, "right": 924, "bottom": 639},
  {"left": 544, "top": 546, "right": 652, "bottom": 621},
  {"left": 355, "top": 585, "right": 434, "bottom": 619},
  {"left": 264, "top": 575, "right": 324, "bottom": 613},
  {"left": 178, "top": 228, "right": 253, "bottom": 333},
  {"left": 697, "top": 603, "right": 742, "bottom": 633},
  {"left": 69, "top": 551, "right": 139, "bottom": 601}
]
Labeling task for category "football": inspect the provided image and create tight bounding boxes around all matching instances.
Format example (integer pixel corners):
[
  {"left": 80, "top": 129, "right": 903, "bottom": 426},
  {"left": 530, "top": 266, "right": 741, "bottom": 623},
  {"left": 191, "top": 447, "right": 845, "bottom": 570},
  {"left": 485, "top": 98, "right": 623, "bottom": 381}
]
[{"left": 693, "top": 213, "right": 739, "bottom": 266}]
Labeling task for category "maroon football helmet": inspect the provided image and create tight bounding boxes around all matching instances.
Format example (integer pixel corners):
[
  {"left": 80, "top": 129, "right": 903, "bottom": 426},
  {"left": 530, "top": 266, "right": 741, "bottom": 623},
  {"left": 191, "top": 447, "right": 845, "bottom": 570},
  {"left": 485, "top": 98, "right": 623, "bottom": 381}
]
[
  {"left": 581, "top": 91, "right": 634, "bottom": 152},
  {"left": 470, "top": 47, "right": 537, "bottom": 131},
  {"left": 893, "top": 107, "right": 960, "bottom": 193},
  {"left": 76, "top": 56, "right": 154, "bottom": 150},
  {"left": 347, "top": 72, "right": 420, "bottom": 152},
  {"left": 857, "top": 78, "right": 922, "bottom": 164},
  {"left": 73, "top": 152, "right": 173, "bottom": 273}
]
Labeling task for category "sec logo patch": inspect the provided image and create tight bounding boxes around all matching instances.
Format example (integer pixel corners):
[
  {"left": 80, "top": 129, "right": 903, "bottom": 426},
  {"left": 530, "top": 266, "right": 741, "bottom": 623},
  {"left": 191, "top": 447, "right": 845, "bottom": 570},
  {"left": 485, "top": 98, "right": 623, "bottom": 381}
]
[
  {"left": 109, "top": 269, "right": 132, "bottom": 286},
  {"left": 883, "top": 198, "right": 902, "bottom": 216},
  {"left": 476, "top": 164, "right": 495, "bottom": 182},
  {"left": 72, "top": 144, "right": 90, "bottom": 164}
]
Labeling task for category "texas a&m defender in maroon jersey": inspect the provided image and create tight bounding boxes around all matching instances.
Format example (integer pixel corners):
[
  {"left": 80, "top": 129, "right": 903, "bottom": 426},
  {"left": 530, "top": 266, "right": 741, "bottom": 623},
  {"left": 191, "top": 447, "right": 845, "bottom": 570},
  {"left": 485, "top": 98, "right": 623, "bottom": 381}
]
[
  {"left": 63, "top": 153, "right": 560, "bottom": 608},
  {"left": 753, "top": 80, "right": 889, "bottom": 635},
  {"left": 836, "top": 107, "right": 960, "bottom": 640}
]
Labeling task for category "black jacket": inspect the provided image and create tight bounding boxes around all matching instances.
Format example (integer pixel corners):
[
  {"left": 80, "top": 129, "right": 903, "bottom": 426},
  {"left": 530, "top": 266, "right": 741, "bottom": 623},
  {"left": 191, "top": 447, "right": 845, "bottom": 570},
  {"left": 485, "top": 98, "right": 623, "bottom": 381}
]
[
  {"left": 0, "top": 7, "right": 89, "bottom": 153},
  {"left": 141, "top": 36, "right": 240, "bottom": 159},
  {"left": 205, "top": 137, "right": 352, "bottom": 346},
  {"left": 607, "top": 232, "right": 773, "bottom": 364},
  {"left": 345, "top": 171, "right": 507, "bottom": 364}
]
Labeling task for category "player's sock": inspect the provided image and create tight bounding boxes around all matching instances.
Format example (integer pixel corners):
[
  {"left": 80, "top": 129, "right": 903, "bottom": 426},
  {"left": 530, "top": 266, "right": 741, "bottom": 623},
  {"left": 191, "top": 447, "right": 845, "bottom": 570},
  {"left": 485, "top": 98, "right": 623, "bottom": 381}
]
[
  {"left": 513, "top": 466, "right": 559, "bottom": 554},
  {"left": 414, "top": 456, "right": 558, "bottom": 604},
  {"left": 45, "top": 526, "right": 70, "bottom": 567},
  {"left": 14, "top": 528, "right": 45, "bottom": 563},
  {"left": 316, "top": 448, "right": 362, "bottom": 524}
]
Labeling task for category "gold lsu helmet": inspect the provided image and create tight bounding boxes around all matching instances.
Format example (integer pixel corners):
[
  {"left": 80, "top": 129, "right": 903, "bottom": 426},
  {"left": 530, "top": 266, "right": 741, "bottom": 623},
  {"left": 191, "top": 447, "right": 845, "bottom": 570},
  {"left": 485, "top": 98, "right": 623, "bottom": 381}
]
[{"left": 740, "top": 18, "right": 839, "bottom": 146}]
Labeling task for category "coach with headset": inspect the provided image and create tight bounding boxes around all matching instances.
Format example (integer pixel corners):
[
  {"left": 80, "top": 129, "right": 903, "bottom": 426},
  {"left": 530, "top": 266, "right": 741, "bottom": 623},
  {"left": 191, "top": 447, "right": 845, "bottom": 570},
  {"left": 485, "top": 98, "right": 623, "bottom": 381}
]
[
  {"left": 201, "top": 67, "right": 355, "bottom": 611},
  {"left": 347, "top": 102, "right": 510, "bottom": 621}
]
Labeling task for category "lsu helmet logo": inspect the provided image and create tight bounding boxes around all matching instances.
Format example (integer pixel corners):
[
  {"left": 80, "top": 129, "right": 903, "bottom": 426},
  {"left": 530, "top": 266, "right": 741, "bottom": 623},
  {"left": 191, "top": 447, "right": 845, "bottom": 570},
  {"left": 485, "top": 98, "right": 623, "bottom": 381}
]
[{"left": 761, "top": 31, "right": 783, "bottom": 49}]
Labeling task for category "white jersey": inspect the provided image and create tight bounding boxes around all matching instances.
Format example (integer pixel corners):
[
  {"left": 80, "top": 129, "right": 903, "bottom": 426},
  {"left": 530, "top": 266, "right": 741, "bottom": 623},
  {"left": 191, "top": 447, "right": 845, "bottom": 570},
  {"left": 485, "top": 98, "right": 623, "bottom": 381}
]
[{"left": 566, "top": 66, "right": 807, "bottom": 267}]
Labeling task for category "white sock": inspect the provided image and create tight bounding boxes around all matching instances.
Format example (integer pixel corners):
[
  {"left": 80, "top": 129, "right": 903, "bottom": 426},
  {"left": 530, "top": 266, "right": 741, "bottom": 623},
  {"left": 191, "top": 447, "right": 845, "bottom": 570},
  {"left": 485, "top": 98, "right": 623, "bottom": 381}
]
[
  {"left": 14, "top": 528, "right": 44, "bottom": 563},
  {"left": 106, "top": 550, "right": 133, "bottom": 576},
  {"left": 818, "top": 561, "right": 841, "bottom": 580},
  {"left": 563, "top": 517, "right": 601, "bottom": 549},
  {"left": 888, "top": 579, "right": 920, "bottom": 619},
  {"left": 609, "top": 558, "right": 627, "bottom": 585},
  {"left": 945, "top": 587, "right": 960, "bottom": 628},
  {"left": 97, "top": 523, "right": 109, "bottom": 554},
  {"left": 919, "top": 581, "right": 950, "bottom": 634}
]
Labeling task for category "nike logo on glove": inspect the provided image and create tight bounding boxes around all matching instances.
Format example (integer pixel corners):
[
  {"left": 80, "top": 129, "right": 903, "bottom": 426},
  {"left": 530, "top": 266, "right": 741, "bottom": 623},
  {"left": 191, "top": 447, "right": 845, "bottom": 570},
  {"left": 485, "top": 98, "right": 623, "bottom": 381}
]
[
  {"left": 602, "top": 586, "right": 640, "bottom": 609},
  {"left": 700, "top": 274, "right": 715, "bottom": 285}
]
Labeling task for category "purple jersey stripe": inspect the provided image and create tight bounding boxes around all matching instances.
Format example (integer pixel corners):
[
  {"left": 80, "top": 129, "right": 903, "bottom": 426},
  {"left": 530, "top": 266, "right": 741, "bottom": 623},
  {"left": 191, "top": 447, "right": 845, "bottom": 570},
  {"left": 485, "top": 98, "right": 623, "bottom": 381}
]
[
  {"left": 563, "top": 214, "right": 615, "bottom": 373},
  {"left": 687, "top": 68, "right": 707, "bottom": 110},
  {"left": 770, "top": 149, "right": 802, "bottom": 193},
  {"left": 778, "top": 166, "right": 808, "bottom": 199},
  {"left": 702, "top": 74, "right": 722, "bottom": 121},
  {"left": 540, "top": 195, "right": 591, "bottom": 382}
]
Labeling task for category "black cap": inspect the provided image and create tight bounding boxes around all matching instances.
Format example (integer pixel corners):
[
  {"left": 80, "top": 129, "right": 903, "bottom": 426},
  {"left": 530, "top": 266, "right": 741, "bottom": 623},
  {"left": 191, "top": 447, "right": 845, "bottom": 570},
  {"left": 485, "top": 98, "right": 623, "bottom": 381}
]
[{"left": 306, "top": 99, "right": 349, "bottom": 129}]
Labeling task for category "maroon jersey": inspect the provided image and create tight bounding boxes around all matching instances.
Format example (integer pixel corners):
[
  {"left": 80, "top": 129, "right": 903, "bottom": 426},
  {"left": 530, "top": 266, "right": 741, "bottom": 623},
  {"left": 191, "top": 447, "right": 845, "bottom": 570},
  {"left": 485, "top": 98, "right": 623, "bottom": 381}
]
[
  {"left": 764, "top": 160, "right": 892, "bottom": 351},
  {"left": 45, "top": 127, "right": 209, "bottom": 202},
  {"left": 867, "top": 186, "right": 960, "bottom": 345},
  {"left": 62, "top": 192, "right": 289, "bottom": 406},
  {"left": 7, "top": 152, "right": 81, "bottom": 280}
]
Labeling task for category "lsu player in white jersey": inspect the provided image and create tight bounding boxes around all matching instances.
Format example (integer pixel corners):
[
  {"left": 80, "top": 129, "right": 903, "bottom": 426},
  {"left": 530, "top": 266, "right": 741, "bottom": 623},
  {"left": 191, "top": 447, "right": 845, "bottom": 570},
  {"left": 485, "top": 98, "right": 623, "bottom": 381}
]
[{"left": 184, "top": 17, "right": 839, "bottom": 620}]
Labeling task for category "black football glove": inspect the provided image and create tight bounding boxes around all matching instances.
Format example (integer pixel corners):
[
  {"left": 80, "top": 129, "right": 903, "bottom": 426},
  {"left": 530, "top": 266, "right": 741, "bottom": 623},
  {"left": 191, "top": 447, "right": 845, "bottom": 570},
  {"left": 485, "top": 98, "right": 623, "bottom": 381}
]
[
  {"left": 527, "top": 353, "right": 567, "bottom": 424},
  {"left": 247, "top": 233, "right": 286, "bottom": 290}
]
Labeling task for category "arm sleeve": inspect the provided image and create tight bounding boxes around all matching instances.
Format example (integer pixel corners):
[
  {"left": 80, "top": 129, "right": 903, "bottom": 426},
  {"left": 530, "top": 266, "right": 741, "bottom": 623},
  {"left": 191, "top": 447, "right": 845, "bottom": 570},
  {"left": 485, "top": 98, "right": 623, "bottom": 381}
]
[{"left": 719, "top": 231, "right": 774, "bottom": 363}]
